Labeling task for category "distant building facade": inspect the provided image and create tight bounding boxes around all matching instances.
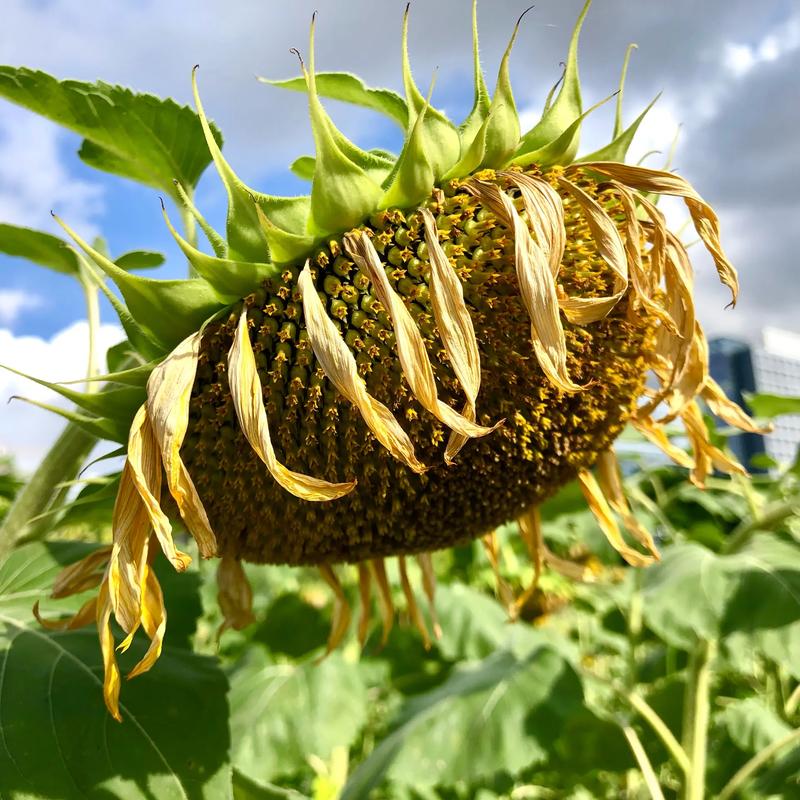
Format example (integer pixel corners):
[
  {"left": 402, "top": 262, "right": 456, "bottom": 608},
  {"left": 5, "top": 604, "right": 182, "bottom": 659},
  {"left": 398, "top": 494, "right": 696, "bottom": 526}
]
[{"left": 709, "top": 328, "right": 800, "bottom": 468}]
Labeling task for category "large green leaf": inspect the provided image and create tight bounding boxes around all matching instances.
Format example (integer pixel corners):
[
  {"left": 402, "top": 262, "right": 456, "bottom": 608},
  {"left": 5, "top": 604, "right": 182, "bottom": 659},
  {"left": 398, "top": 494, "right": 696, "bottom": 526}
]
[
  {"left": 0, "top": 542, "right": 232, "bottom": 800},
  {"left": 0, "top": 223, "right": 165, "bottom": 276},
  {"left": 0, "top": 67, "right": 221, "bottom": 198},
  {"left": 342, "top": 647, "right": 584, "bottom": 798},
  {"left": 719, "top": 698, "right": 792, "bottom": 755},
  {"left": 642, "top": 535, "right": 800, "bottom": 649},
  {"left": 228, "top": 649, "right": 367, "bottom": 786}
]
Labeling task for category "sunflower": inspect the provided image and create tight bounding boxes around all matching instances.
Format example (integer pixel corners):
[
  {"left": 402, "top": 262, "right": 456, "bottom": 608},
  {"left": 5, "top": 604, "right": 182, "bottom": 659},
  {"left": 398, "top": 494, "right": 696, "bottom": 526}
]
[{"left": 32, "top": 0, "right": 767, "bottom": 720}]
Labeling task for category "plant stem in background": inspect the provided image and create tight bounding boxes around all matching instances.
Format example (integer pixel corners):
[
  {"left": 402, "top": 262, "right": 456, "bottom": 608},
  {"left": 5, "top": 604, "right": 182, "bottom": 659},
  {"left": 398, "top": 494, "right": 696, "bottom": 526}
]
[
  {"left": 682, "top": 638, "right": 716, "bottom": 800},
  {"left": 622, "top": 725, "right": 666, "bottom": 800},
  {"left": 717, "top": 727, "right": 800, "bottom": 800},
  {"left": 725, "top": 500, "right": 800, "bottom": 553},
  {"left": 625, "top": 691, "right": 691, "bottom": 778},
  {"left": 0, "top": 422, "right": 96, "bottom": 560}
]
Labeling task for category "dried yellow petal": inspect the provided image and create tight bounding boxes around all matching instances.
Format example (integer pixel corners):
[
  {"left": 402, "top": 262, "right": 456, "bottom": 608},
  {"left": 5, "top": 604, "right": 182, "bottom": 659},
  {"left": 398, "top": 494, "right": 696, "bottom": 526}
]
[
  {"left": 344, "top": 230, "right": 499, "bottom": 451},
  {"left": 596, "top": 450, "right": 659, "bottom": 559},
  {"left": 299, "top": 262, "right": 426, "bottom": 473},
  {"left": 501, "top": 172, "right": 565, "bottom": 278},
  {"left": 578, "top": 469, "right": 655, "bottom": 567},
  {"left": 702, "top": 377, "right": 773, "bottom": 434},
  {"left": 357, "top": 563, "right": 372, "bottom": 647},
  {"left": 398, "top": 556, "right": 431, "bottom": 649},
  {"left": 97, "top": 581, "right": 122, "bottom": 722},
  {"left": 50, "top": 546, "right": 112, "bottom": 599},
  {"left": 127, "top": 566, "right": 167, "bottom": 680},
  {"left": 319, "top": 564, "right": 352, "bottom": 656},
  {"left": 468, "top": 180, "right": 581, "bottom": 393},
  {"left": 420, "top": 209, "right": 500, "bottom": 462},
  {"left": 146, "top": 332, "right": 217, "bottom": 558},
  {"left": 556, "top": 177, "right": 628, "bottom": 323},
  {"left": 632, "top": 416, "right": 695, "bottom": 470},
  {"left": 573, "top": 161, "right": 739, "bottom": 305},
  {"left": 370, "top": 559, "right": 394, "bottom": 645},
  {"left": 681, "top": 401, "right": 746, "bottom": 488},
  {"left": 217, "top": 556, "right": 256, "bottom": 634},
  {"left": 416, "top": 552, "right": 442, "bottom": 640},
  {"left": 34, "top": 595, "right": 98, "bottom": 631},
  {"left": 229, "top": 310, "right": 356, "bottom": 500},
  {"left": 481, "top": 531, "right": 515, "bottom": 610},
  {"left": 125, "top": 405, "right": 191, "bottom": 573}
]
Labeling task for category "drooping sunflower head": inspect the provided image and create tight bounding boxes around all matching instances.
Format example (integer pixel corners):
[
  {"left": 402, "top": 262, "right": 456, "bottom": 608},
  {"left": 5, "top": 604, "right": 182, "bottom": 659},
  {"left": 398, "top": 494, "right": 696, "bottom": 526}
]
[{"left": 34, "top": 0, "right": 768, "bottom": 719}]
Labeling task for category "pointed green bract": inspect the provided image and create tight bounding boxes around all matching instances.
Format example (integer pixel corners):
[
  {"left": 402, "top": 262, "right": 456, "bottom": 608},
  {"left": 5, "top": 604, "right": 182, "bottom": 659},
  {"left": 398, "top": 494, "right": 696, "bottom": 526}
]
[
  {"left": 161, "top": 202, "right": 277, "bottom": 295},
  {"left": 262, "top": 72, "right": 409, "bottom": 129},
  {"left": 380, "top": 79, "right": 436, "bottom": 209},
  {"left": 0, "top": 362, "right": 144, "bottom": 425},
  {"left": 173, "top": 179, "right": 227, "bottom": 258},
  {"left": 192, "top": 68, "right": 271, "bottom": 262},
  {"left": 514, "top": 93, "right": 615, "bottom": 168},
  {"left": 292, "top": 150, "right": 397, "bottom": 187},
  {"left": 516, "top": 0, "right": 592, "bottom": 163},
  {"left": 478, "top": 8, "right": 529, "bottom": 169},
  {"left": 55, "top": 216, "right": 225, "bottom": 351},
  {"left": 401, "top": 6, "right": 461, "bottom": 181},
  {"left": 303, "top": 18, "right": 383, "bottom": 236},
  {"left": 578, "top": 92, "right": 660, "bottom": 164},
  {"left": 614, "top": 44, "right": 637, "bottom": 139},
  {"left": 9, "top": 397, "right": 129, "bottom": 442},
  {"left": 254, "top": 203, "right": 316, "bottom": 265},
  {"left": 458, "top": 0, "right": 491, "bottom": 151}
]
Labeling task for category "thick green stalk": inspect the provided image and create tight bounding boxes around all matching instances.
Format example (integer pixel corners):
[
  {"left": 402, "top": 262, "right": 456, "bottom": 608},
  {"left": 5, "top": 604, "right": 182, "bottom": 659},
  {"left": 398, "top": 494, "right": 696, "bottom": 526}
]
[
  {"left": 0, "top": 422, "right": 96, "bottom": 560},
  {"left": 682, "top": 639, "right": 716, "bottom": 800}
]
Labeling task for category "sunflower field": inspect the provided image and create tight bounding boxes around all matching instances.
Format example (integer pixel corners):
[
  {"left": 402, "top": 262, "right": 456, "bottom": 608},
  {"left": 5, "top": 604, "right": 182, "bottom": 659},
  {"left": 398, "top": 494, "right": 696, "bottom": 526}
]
[{"left": 0, "top": 2, "right": 798, "bottom": 798}]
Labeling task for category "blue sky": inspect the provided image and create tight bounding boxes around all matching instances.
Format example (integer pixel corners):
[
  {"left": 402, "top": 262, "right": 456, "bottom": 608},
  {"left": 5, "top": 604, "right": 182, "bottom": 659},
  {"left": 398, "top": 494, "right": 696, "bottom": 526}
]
[{"left": 1, "top": 0, "right": 798, "bottom": 469}]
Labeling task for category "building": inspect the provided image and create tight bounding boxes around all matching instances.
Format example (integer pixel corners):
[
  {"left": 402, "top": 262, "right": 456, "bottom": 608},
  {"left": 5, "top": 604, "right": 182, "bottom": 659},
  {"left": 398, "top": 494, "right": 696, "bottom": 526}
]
[{"left": 709, "top": 328, "right": 800, "bottom": 468}]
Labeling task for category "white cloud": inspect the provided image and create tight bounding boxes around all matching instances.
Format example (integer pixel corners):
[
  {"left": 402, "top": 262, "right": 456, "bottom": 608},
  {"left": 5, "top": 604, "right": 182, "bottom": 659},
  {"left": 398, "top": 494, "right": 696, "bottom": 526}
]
[
  {"left": 0, "top": 289, "right": 43, "bottom": 324},
  {"left": 0, "top": 320, "right": 124, "bottom": 472},
  {"left": 723, "top": 14, "right": 800, "bottom": 77},
  {"left": 0, "top": 105, "right": 104, "bottom": 236}
]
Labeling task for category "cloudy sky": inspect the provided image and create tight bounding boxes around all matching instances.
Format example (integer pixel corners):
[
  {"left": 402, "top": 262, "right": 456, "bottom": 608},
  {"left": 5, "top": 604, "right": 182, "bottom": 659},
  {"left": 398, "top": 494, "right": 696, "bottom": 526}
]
[{"left": 0, "top": 0, "right": 798, "bottom": 471}]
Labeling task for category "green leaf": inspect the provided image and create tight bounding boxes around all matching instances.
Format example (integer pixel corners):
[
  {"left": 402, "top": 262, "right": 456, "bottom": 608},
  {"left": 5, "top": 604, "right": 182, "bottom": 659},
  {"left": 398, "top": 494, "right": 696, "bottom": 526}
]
[
  {"left": 515, "top": 0, "right": 591, "bottom": 163},
  {"left": 0, "top": 223, "right": 79, "bottom": 274},
  {"left": 643, "top": 535, "right": 800, "bottom": 649},
  {"left": 0, "top": 67, "right": 221, "bottom": 198},
  {"left": 342, "top": 647, "right": 584, "bottom": 797},
  {"left": 746, "top": 392, "right": 800, "bottom": 419},
  {"left": 0, "top": 542, "right": 232, "bottom": 800},
  {"left": 114, "top": 249, "right": 165, "bottom": 271},
  {"left": 719, "top": 697, "right": 792, "bottom": 754},
  {"left": 261, "top": 72, "right": 408, "bottom": 130},
  {"left": 229, "top": 648, "right": 367, "bottom": 785}
]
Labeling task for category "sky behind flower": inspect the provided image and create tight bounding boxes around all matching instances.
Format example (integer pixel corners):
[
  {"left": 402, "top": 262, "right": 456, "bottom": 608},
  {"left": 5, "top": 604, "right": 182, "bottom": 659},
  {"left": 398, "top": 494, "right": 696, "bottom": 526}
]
[{"left": 0, "top": 0, "right": 798, "bottom": 469}]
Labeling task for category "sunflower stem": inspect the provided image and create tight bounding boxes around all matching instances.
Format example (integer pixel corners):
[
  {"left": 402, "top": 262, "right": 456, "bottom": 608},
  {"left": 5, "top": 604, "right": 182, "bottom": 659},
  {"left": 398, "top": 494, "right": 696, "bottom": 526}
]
[
  {"left": 622, "top": 725, "right": 666, "bottom": 800},
  {"left": 0, "top": 422, "right": 96, "bottom": 561},
  {"left": 681, "top": 638, "right": 715, "bottom": 800}
]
